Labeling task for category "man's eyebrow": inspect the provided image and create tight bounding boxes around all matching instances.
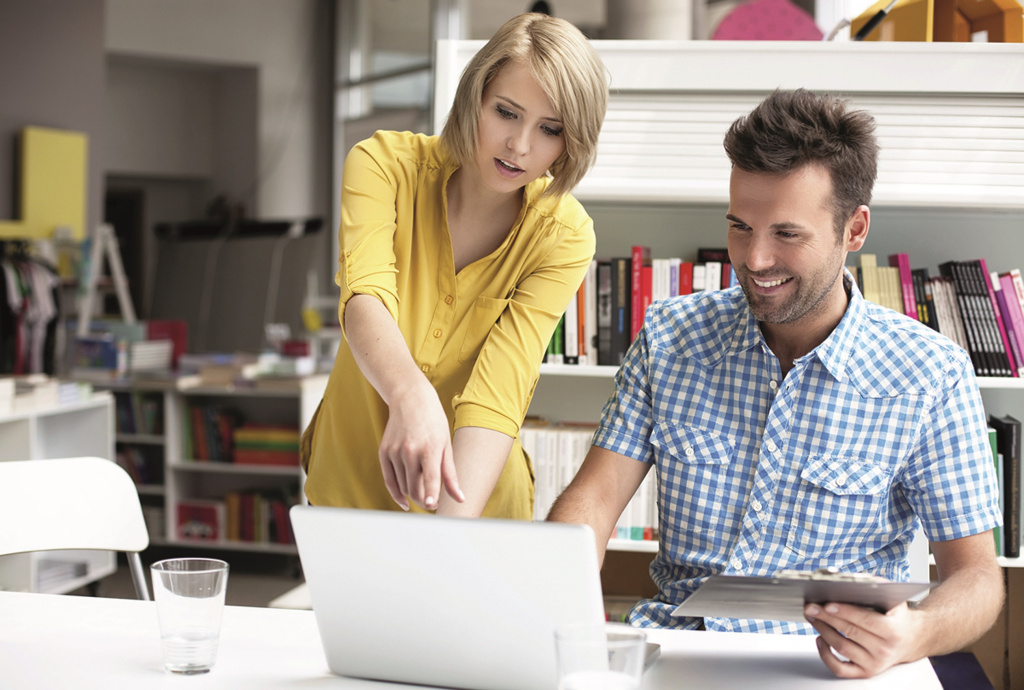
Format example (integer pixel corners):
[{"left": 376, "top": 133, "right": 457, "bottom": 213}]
[
  {"left": 496, "top": 95, "right": 562, "bottom": 124},
  {"left": 726, "top": 213, "right": 803, "bottom": 231}
]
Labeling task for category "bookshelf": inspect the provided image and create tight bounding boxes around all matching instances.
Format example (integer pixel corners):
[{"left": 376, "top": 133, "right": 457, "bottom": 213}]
[
  {"left": 0, "top": 392, "right": 116, "bottom": 593},
  {"left": 93, "top": 374, "right": 327, "bottom": 555}
]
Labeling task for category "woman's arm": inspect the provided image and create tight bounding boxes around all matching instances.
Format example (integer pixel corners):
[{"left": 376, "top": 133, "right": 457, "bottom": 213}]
[
  {"left": 344, "top": 294, "right": 464, "bottom": 511},
  {"left": 435, "top": 426, "right": 515, "bottom": 517}
]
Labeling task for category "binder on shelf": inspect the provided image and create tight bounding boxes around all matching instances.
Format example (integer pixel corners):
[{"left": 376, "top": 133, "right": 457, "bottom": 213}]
[{"left": 989, "top": 414, "right": 1021, "bottom": 559}]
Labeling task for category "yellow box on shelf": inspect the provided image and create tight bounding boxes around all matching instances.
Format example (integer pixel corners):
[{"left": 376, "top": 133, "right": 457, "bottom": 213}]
[{"left": 0, "top": 126, "right": 88, "bottom": 240}]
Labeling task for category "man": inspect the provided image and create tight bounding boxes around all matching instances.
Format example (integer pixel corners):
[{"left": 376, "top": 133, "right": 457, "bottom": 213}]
[{"left": 548, "top": 89, "right": 1003, "bottom": 679}]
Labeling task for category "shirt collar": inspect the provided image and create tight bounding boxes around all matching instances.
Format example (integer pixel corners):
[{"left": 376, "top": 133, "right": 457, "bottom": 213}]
[{"left": 732, "top": 269, "right": 864, "bottom": 382}]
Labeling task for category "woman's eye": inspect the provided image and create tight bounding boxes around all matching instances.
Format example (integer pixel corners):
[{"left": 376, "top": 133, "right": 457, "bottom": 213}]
[
  {"left": 542, "top": 124, "right": 563, "bottom": 137},
  {"left": 496, "top": 105, "right": 515, "bottom": 120}
]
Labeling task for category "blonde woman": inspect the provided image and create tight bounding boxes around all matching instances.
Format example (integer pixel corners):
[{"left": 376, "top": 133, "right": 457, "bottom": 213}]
[{"left": 301, "top": 13, "right": 608, "bottom": 519}]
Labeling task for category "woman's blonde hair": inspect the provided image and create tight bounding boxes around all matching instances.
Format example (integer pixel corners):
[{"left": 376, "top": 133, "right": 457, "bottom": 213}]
[{"left": 439, "top": 13, "right": 608, "bottom": 198}]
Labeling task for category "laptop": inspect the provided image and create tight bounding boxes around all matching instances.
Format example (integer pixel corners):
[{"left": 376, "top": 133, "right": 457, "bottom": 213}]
[{"left": 289, "top": 505, "right": 608, "bottom": 690}]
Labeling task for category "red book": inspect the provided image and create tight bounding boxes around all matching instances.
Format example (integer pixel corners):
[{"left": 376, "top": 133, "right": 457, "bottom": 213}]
[
  {"left": 887, "top": 253, "right": 918, "bottom": 319},
  {"left": 630, "top": 245, "right": 651, "bottom": 340},
  {"left": 640, "top": 264, "right": 653, "bottom": 334},
  {"left": 678, "top": 262, "right": 694, "bottom": 296}
]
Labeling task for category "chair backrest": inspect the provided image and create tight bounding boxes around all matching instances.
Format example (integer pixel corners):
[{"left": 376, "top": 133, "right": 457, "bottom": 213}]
[{"left": 0, "top": 457, "right": 151, "bottom": 599}]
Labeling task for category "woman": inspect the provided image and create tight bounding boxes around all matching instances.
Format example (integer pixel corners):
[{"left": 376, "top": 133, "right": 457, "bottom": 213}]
[{"left": 301, "top": 13, "right": 608, "bottom": 519}]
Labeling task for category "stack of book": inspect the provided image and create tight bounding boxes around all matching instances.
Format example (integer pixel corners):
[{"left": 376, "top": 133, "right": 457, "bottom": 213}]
[
  {"left": 522, "top": 418, "right": 658, "bottom": 542},
  {"left": 232, "top": 425, "right": 300, "bottom": 466},
  {"left": 182, "top": 404, "right": 238, "bottom": 462},
  {"left": 854, "top": 255, "right": 1024, "bottom": 378},
  {"left": 546, "top": 247, "right": 739, "bottom": 367},
  {"left": 222, "top": 490, "right": 296, "bottom": 545},
  {"left": 990, "top": 414, "right": 1022, "bottom": 559}
]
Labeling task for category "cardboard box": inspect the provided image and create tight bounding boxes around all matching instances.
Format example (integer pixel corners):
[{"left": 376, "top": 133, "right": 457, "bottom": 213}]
[{"left": 852, "top": 0, "right": 1023, "bottom": 42}]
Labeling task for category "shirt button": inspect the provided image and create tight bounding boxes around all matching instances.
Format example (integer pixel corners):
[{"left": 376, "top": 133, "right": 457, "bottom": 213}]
[
  {"left": 766, "top": 440, "right": 777, "bottom": 453},
  {"left": 769, "top": 380, "right": 778, "bottom": 390},
  {"left": 433, "top": 329, "right": 442, "bottom": 338},
  {"left": 751, "top": 499, "right": 762, "bottom": 512},
  {"left": 421, "top": 364, "right": 430, "bottom": 373},
  {"left": 444, "top": 295, "right": 454, "bottom": 305},
  {"left": 731, "top": 558, "right": 742, "bottom": 570},
  {"left": 836, "top": 474, "right": 847, "bottom": 486},
  {"left": 685, "top": 446, "right": 696, "bottom": 458}
]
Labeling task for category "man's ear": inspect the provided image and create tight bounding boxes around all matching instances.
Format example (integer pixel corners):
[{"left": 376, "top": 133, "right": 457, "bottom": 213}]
[{"left": 846, "top": 205, "right": 870, "bottom": 251}]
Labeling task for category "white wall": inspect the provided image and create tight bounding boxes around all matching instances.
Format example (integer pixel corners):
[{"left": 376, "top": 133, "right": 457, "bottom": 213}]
[{"left": 105, "top": 0, "right": 330, "bottom": 219}]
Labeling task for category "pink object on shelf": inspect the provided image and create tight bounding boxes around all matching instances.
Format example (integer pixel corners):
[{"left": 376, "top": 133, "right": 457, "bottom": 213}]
[{"left": 713, "top": 0, "right": 824, "bottom": 40}]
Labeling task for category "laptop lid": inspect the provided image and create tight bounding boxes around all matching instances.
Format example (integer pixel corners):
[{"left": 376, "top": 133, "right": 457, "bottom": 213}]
[{"left": 290, "top": 505, "right": 606, "bottom": 690}]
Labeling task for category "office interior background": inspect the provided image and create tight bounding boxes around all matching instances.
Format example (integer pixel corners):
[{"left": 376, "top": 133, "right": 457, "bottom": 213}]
[
  {"left": 2, "top": 2, "right": 1021, "bottom": 688},
  {"left": 0, "top": 0, "right": 879, "bottom": 356}
]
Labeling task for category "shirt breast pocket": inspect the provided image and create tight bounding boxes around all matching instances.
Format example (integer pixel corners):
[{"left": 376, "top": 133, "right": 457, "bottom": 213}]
[
  {"left": 785, "top": 457, "right": 893, "bottom": 559},
  {"left": 458, "top": 296, "right": 510, "bottom": 363},
  {"left": 651, "top": 423, "right": 737, "bottom": 534}
]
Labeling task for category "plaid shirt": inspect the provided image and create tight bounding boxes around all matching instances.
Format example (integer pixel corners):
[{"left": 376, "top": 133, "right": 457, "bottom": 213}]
[{"left": 593, "top": 273, "right": 1001, "bottom": 634}]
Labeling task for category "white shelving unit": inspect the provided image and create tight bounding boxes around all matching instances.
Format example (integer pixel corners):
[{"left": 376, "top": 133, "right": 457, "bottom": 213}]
[
  {"left": 95, "top": 374, "right": 327, "bottom": 555},
  {"left": 0, "top": 392, "right": 116, "bottom": 593}
]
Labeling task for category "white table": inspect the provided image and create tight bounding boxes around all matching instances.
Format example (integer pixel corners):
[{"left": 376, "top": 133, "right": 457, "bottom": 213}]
[{"left": 0, "top": 591, "right": 941, "bottom": 688}]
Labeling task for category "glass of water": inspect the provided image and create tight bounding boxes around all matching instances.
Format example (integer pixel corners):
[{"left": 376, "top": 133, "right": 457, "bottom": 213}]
[
  {"left": 555, "top": 622, "right": 647, "bottom": 690},
  {"left": 151, "top": 557, "right": 230, "bottom": 674}
]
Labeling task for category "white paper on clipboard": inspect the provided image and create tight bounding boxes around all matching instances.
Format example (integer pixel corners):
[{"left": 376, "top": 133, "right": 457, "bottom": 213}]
[{"left": 671, "top": 570, "right": 933, "bottom": 623}]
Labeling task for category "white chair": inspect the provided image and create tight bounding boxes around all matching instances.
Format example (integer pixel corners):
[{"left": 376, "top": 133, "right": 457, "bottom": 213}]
[{"left": 0, "top": 456, "right": 151, "bottom": 600}]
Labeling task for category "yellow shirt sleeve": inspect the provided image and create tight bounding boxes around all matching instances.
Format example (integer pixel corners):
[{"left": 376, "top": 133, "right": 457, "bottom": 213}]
[{"left": 336, "top": 135, "right": 403, "bottom": 326}]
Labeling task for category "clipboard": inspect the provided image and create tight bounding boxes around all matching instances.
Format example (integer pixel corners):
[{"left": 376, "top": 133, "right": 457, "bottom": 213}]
[{"left": 671, "top": 569, "right": 933, "bottom": 623}]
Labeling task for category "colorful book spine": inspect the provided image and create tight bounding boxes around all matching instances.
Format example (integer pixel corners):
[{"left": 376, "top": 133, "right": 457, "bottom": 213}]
[
  {"left": 976, "top": 259, "right": 1015, "bottom": 377},
  {"left": 630, "top": 245, "right": 651, "bottom": 341},
  {"left": 888, "top": 253, "right": 918, "bottom": 319},
  {"left": 999, "top": 272, "right": 1024, "bottom": 377}
]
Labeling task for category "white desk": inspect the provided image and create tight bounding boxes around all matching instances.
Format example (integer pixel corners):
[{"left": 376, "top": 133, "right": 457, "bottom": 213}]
[{"left": 0, "top": 591, "right": 941, "bottom": 689}]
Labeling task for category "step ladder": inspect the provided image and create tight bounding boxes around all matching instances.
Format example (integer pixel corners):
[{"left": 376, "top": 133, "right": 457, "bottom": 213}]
[{"left": 76, "top": 223, "right": 137, "bottom": 336}]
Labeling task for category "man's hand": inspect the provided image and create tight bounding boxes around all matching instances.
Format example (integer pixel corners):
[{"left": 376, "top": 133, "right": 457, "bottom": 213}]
[
  {"left": 378, "top": 379, "right": 463, "bottom": 511},
  {"left": 804, "top": 601, "right": 924, "bottom": 679}
]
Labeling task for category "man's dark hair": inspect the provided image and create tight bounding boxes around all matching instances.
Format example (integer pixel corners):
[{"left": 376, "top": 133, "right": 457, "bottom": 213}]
[{"left": 723, "top": 89, "right": 879, "bottom": 237}]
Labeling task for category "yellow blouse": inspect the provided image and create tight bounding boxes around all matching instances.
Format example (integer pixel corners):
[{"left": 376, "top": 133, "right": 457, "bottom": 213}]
[{"left": 302, "top": 130, "right": 596, "bottom": 519}]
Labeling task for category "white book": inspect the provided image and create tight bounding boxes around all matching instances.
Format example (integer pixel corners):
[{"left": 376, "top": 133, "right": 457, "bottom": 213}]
[{"left": 584, "top": 260, "right": 598, "bottom": 366}]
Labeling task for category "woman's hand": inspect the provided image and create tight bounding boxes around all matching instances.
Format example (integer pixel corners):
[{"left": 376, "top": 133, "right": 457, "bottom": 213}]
[{"left": 378, "top": 378, "right": 464, "bottom": 511}]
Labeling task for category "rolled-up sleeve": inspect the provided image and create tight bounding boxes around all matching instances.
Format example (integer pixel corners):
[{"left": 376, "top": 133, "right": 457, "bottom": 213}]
[{"left": 336, "top": 136, "right": 402, "bottom": 326}]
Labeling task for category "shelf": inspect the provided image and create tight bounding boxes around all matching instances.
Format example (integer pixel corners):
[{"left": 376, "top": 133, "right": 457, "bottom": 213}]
[
  {"left": 170, "top": 539, "right": 298, "bottom": 555},
  {"left": 169, "top": 461, "right": 300, "bottom": 477},
  {"left": 135, "top": 484, "right": 165, "bottom": 496},
  {"left": 608, "top": 538, "right": 658, "bottom": 553},
  {"left": 541, "top": 365, "right": 1024, "bottom": 391},
  {"left": 116, "top": 433, "right": 164, "bottom": 445},
  {"left": 998, "top": 556, "right": 1024, "bottom": 569}
]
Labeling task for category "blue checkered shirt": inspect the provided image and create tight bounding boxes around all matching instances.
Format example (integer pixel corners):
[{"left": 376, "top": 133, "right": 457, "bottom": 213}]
[{"left": 593, "top": 273, "right": 1001, "bottom": 634}]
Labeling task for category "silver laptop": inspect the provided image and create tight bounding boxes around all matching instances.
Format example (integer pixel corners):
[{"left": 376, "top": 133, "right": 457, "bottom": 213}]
[{"left": 290, "top": 505, "right": 607, "bottom": 690}]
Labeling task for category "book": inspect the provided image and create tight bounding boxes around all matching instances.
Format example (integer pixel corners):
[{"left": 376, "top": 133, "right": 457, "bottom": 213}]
[
  {"left": 887, "top": 253, "right": 918, "bottom": 319},
  {"left": 596, "top": 261, "right": 614, "bottom": 366},
  {"left": 583, "top": 260, "right": 597, "bottom": 366},
  {"left": 939, "top": 261, "right": 993, "bottom": 377},
  {"left": 609, "top": 257, "right": 632, "bottom": 366},
  {"left": 630, "top": 245, "right": 651, "bottom": 341},
  {"left": 858, "top": 254, "right": 881, "bottom": 306},
  {"left": 989, "top": 427, "right": 1003, "bottom": 557},
  {"left": 563, "top": 281, "right": 579, "bottom": 365},
  {"left": 974, "top": 258, "right": 1015, "bottom": 377},
  {"left": 176, "top": 499, "right": 225, "bottom": 542},
  {"left": 989, "top": 414, "right": 1021, "bottom": 559},
  {"left": 910, "top": 267, "right": 938, "bottom": 330},
  {"left": 991, "top": 272, "right": 1023, "bottom": 377},
  {"left": 998, "top": 272, "right": 1024, "bottom": 376}
]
